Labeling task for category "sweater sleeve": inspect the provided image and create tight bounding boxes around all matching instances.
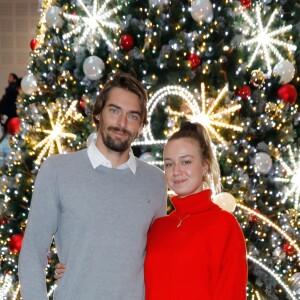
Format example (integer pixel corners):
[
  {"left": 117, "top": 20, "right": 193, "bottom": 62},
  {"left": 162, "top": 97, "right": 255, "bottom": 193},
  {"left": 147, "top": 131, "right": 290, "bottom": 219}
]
[
  {"left": 211, "top": 213, "right": 248, "bottom": 300},
  {"left": 18, "top": 158, "right": 59, "bottom": 300}
]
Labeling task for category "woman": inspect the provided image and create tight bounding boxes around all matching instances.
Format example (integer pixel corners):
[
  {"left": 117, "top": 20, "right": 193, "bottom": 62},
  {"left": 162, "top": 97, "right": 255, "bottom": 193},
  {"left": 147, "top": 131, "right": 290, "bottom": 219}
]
[
  {"left": 144, "top": 122, "right": 247, "bottom": 299},
  {"left": 55, "top": 122, "right": 248, "bottom": 299}
]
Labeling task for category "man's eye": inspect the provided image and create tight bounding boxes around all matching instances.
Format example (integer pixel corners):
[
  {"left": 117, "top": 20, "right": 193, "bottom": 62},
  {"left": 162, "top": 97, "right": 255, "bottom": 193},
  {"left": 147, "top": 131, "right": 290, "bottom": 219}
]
[
  {"left": 128, "top": 114, "right": 138, "bottom": 121},
  {"left": 128, "top": 114, "right": 139, "bottom": 121},
  {"left": 110, "top": 108, "right": 119, "bottom": 114}
]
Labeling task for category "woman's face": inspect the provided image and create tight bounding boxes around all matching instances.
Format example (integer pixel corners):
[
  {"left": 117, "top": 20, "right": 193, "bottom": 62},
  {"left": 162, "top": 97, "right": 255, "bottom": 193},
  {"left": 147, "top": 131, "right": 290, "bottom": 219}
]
[{"left": 163, "top": 137, "right": 208, "bottom": 198}]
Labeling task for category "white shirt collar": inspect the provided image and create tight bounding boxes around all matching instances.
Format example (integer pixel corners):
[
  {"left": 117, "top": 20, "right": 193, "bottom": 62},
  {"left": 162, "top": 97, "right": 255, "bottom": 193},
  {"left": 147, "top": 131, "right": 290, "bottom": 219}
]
[{"left": 87, "top": 139, "right": 136, "bottom": 174}]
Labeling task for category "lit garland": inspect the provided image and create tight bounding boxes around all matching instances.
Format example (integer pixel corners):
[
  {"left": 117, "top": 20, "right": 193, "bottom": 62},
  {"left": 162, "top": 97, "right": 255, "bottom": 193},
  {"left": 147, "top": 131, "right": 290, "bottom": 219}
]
[
  {"left": 240, "top": 3, "right": 296, "bottom": 76},
  {"left": 33, "top": 101, "right": 81, "bottom": 165},
  {"left": 237, "top": 203, "right": 300, "bottom": 253},
  {"left": 247, "top": 255, "right": 297, "bottom": 300},
  {"left": 63, "top": 0, "right": 121, "bottom": 53},
  {"left": 274, "top": 146, "right": 300, "bottom": 212}
]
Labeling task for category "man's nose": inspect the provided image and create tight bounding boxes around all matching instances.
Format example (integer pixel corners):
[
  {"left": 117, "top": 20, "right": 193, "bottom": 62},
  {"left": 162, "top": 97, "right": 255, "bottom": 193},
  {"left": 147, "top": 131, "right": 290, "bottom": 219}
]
[{"left": 117, "top": 113, "right": 127, "bottom": 128}]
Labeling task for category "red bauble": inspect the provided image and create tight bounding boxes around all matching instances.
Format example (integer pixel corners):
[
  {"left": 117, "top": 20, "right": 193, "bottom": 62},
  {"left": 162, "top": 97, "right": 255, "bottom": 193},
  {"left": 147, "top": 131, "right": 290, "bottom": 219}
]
[
  {"left": 30, "top": 38, "right": 38, "bottom": 51},
  {"left": 188, "top": 53, "right": 201, "bottom": 70},
  {"left": 7, "top": 117, "right": 21, "bottom": 135},
  {"left": 240, "top": 0, "right": 251, "bottom": 8},
  {"left": 248, "top": 209, "right": 259, "bottom": 222},
  {"left": 79, "top": 98, "right": 86, "bottom": 110},
  {"left": 237, "top": 85, "right": 251, "bottom": 99},
  {"left": 282, "top": 242, "right": 296, "bottom": 255},
  {"left": 0, "top": 218, "right": 8, "bottom": 224},
  {"left": 8, "top": 234, "right": 23, "bottom": 254},
  {"left": 120, "top": 34, "right": 135, "bottom": 51},
  {"left": 277, "top": 84, "right": 298, "bottom": 105}
]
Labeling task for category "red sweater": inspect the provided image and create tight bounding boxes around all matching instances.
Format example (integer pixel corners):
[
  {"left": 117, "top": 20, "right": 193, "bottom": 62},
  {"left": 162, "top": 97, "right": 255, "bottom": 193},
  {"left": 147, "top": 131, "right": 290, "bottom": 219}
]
[{"left": 144, "top": 189, "right": 248, "bottom": 300}]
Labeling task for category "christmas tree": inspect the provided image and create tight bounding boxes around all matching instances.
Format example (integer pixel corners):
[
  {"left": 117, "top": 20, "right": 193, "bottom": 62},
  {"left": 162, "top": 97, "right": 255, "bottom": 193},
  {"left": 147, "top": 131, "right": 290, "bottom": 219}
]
[{"left": 0, "top": 0, "right": 299, "bottom": 299}]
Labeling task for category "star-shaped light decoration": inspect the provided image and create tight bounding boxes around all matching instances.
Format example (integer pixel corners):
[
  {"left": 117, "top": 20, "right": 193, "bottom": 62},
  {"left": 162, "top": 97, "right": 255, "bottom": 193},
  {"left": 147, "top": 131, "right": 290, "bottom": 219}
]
[
  {"left": 137, "top": 83, "right": 242, "bottom": 147},
  {"left": 240, "top": 4, "right": 296, "bottom": 76},
  {"left": 34, "top": 101, "right": 81, "bottom": 165},
  {"left": 63, "top": 0, "right": 121, "bottom": 53},
  {"left": 274, "top": 146, "right": 300, "bottom": 212},
  {"left": 191, "top": 83, "right": 243, "bottom": 146}
]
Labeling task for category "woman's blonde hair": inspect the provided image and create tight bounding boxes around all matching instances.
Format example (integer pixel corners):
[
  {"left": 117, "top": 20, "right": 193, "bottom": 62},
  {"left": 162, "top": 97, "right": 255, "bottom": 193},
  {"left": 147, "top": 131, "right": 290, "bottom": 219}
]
[{"left": 167, "top": 122, "right": 221, "bottom": 195}]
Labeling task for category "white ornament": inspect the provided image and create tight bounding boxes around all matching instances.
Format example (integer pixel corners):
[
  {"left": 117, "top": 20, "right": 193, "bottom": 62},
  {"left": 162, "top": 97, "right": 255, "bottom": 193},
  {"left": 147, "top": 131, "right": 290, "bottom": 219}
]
[
  {"left": 83, "top": 56, "right": 105, "bottom": 80},
  {"left": 273, "top": 60, "right": 295, "bottom": 84},
  {"left": 46, "top": 6, "right": 64, "bottom": 29},
  {"left": 190, "top": 0, "right": 213, "bottom": 23},
  {"left": 21, "top": 74, "right": 38, "bottom": 95},
  {"left": 149, "top": 0, "right": 169, "bottom": 7},
  {"left": 254, "top": 152, "right": 272, "bottom": 174},
  {"left": 213, "top": 192, "right": 236, "bottom": 213}
]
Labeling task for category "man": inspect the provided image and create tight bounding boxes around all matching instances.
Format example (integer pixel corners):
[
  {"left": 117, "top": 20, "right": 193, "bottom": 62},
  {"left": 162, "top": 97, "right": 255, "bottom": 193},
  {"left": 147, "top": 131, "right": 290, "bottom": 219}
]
[
  {"left": 0, "top": 73, "right": 19, "bottom": 142},
  {"left": 18, "top": 72, "right": 167, "bottom": 300}
]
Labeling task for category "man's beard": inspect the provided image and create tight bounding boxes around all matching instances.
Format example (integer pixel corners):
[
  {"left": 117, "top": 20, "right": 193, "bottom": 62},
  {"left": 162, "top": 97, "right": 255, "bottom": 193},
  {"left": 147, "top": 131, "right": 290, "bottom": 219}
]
[{"left": 101, "top": 126, "right": 134, "bottom": 152}]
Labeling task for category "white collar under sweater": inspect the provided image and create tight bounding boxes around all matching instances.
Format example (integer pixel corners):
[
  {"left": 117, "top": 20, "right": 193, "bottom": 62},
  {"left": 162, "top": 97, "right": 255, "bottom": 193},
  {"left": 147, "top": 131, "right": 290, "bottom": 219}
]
[{"left": 87, "top": 139, "right": 136, "bottom": 174}]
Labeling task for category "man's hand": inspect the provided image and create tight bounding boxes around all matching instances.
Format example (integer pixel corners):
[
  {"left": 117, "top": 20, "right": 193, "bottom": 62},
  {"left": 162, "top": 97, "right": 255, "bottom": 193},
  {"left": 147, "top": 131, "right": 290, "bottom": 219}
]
[{"left": 54, "top": 263, "right": 66, "bottom": 283}]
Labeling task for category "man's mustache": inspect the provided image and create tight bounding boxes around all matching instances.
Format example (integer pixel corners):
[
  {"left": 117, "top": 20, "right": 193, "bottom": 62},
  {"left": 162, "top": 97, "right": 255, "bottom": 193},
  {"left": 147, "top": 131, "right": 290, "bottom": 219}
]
[{"left": 107, "top": 126, "right": 132, "bottom": 137}]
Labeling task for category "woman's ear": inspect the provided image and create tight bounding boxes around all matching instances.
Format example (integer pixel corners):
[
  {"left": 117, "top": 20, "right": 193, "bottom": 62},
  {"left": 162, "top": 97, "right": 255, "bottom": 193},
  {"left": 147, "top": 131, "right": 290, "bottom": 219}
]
[{"left": 203, "top": 161, "right": 209, "bottom": 176}]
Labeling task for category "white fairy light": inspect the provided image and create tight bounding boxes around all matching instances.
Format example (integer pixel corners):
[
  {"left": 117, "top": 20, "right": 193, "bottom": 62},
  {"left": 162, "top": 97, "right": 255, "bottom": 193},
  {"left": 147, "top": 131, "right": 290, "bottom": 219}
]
[
  {"left": 137, "top": 85, "right": 199, "bottom": 145},
  {"left": 63, "top": 0, "right": 121, "bottom": 53},
  {"left": 237, "top": 203, "right": 300, "bottom": 253},
  {"left": 274, "top": 146, "right": 300, "bottom": 211},
  {"left": 34, "top": 101, "right": 80, "bottom": 165},
  {"left": 241, "top": 4, "right": 296, "bottom": 76}
]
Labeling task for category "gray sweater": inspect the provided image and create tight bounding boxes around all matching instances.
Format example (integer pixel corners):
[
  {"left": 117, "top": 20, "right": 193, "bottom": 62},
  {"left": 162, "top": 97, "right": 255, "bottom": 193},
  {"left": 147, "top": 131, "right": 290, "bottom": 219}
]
[{"left": 18, "top": 149, "right": 167, "bottom": 300}]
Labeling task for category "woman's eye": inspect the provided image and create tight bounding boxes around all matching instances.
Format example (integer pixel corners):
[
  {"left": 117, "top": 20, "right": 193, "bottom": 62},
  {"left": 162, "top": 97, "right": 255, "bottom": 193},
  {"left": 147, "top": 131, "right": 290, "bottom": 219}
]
[
  {"left": 182, "top": 160, "right": 191, "bottom": 165},
  {"left": 164, "top": 163, "right": 172, "bottom": 168}
]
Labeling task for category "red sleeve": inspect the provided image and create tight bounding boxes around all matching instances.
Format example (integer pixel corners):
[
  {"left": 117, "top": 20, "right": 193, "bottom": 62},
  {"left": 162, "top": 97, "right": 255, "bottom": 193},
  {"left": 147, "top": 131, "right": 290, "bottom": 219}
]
[{"left": 211, "top": 213, "right": 248, "bottom": 300}]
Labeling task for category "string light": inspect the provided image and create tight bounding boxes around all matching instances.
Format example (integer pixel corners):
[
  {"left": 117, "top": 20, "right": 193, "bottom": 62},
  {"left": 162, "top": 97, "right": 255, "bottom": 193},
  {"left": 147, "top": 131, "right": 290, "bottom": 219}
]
[
  {"left": 237, "top": 203, "right": 300, "bottom": 253},
  {"left": 247, "top": 255, "right": 297, "bottom": 300}
]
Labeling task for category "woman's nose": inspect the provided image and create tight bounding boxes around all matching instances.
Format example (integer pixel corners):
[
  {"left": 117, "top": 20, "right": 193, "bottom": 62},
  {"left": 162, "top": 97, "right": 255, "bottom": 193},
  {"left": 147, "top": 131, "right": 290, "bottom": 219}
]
[{"left": 173, "top": 163, "right": 182, "bottom": 175}]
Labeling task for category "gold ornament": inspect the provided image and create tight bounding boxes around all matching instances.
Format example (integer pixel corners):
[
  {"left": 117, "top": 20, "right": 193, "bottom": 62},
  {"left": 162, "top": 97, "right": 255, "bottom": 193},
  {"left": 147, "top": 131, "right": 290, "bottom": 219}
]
[{"left": 250, "top": 70, "right": 265, "bottom": 88}]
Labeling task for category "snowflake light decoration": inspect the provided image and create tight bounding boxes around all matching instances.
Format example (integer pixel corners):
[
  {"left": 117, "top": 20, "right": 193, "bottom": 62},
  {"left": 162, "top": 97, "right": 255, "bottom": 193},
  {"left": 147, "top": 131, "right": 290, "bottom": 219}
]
[
  {"left": 137, "top": 84, "right": 242, "bottom": 147},
  {"left": 63, "top": 0, "right": 121, "bottom": 53},
  {"left": 274, "top": 146, "right": 300, "bottom": 211},
  {"left": 240, "top": 4, "right": 296, "bottom": 76},
  {"left": 34, "top": 101, "right": 81, "bottom": 165}
]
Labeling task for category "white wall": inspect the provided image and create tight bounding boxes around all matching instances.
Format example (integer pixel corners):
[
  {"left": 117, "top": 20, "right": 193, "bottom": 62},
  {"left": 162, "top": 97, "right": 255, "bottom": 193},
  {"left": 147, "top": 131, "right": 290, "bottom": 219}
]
[{"left": 0, "top": 0, "right": 39, "bottom": 96}]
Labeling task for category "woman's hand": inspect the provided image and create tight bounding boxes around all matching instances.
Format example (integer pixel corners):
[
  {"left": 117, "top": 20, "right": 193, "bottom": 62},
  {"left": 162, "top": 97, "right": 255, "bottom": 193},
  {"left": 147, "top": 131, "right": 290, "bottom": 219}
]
[{"left": 54, "top": 263, "right": 66, "bottom": 283}]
